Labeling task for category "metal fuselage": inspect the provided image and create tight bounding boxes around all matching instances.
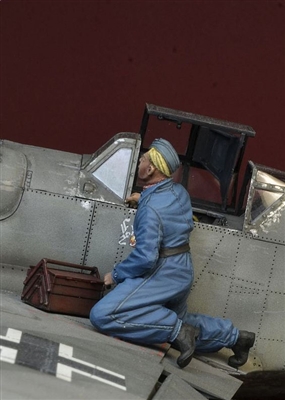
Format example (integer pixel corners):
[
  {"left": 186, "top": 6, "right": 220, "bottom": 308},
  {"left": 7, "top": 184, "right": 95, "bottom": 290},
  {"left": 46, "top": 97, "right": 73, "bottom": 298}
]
[{"left": 1, "top": 106, "right": 284, "bottom": 373}]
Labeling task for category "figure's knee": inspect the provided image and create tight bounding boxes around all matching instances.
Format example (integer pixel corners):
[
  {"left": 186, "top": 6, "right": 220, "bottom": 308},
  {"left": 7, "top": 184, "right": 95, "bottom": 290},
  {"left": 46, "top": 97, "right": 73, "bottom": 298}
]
[{"left": 89, "top": 301, "right": 108, "bottom": 331}]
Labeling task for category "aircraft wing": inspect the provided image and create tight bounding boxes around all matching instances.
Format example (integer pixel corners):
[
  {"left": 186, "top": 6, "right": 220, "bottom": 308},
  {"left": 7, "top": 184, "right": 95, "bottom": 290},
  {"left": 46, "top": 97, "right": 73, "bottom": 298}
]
[{"left": 1, "top": 290, "right": 242, "bottom": 400}]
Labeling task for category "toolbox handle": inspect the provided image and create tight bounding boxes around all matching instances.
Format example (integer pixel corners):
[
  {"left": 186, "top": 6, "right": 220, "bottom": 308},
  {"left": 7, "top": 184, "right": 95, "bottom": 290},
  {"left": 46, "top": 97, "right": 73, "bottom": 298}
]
[
  {"left": 22, "top": 259, "right": 53, "bottom": 295},
  {"left": 41, "top": 258, "right": 101, "bottom": 278},
  {"left": 23, "top": 258, "right": 102, "bottom": 292},
  {"left": 22, "top": 258, "right": 105, "bottom": 301}
]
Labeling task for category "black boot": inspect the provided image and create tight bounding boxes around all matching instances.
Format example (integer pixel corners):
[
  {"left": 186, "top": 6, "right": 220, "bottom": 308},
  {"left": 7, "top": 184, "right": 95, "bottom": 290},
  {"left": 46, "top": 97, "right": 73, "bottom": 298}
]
[
  {"left": 172, "top": 323, "right": 200, "bottom": 368},
  {"left": 228, "top": 330, "right": 255, "bottom": 368}
]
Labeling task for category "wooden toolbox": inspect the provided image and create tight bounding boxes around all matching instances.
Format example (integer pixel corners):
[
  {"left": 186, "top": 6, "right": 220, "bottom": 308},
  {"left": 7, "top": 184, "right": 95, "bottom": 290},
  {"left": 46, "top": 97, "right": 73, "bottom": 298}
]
[{"left": 21, "top": 258, "right": 105, "bottom": 317}]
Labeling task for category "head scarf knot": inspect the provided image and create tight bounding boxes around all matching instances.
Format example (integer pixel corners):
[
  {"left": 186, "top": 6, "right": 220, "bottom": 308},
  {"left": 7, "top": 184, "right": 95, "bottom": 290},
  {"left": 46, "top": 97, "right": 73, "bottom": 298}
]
[{"left": 148, "top": 147, "right": 171, "bottom": 177}]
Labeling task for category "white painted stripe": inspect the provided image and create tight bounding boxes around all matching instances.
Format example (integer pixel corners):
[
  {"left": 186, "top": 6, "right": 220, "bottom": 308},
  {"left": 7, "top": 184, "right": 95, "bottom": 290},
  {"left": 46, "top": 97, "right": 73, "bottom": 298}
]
[
  {"left": 0, "top": 328, "right": 22, "bottom": 343},
  {"left": 58, "top": 343, "right": 73, "bottom": 358},
  {"left": 57, "top": 343, "right": 126, "bottom": 390},
  {"left": 56, "top": 363, "right": 127, "bottom": 390},
  {"left": 0, "top": 346, "right": 18, "bottom": 364},
  {"left": 58, "top": 343, "right": 125, "bottom": 379},
  {"left": 96, "top": 365, "right": 127, "bottom": 379},
  {"left": 56, "top": 363, "right": 72, "bottom": 382}
]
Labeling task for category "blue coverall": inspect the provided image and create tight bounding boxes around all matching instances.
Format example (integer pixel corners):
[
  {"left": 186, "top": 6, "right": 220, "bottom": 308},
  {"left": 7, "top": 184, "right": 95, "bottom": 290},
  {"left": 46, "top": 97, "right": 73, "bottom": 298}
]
[{"left": 90, "top": 179, "right": 238, "bottom": 352}]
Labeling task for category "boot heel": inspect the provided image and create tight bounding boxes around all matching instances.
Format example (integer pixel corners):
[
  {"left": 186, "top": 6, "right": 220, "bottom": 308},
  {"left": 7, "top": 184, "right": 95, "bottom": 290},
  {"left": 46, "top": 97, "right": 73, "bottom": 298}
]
[
  {"left": 228, "top": 331, "right": 255, "bottom": 368},
  {"left": 173, "top": 323, "right": 198, "bottom": 369}
]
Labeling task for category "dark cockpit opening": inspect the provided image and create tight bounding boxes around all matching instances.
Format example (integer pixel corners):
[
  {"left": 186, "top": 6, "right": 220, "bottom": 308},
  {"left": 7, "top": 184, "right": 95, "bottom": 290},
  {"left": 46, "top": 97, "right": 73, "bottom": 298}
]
[{"left": 133, "top": 103, "right": 256, "bottom": 228}]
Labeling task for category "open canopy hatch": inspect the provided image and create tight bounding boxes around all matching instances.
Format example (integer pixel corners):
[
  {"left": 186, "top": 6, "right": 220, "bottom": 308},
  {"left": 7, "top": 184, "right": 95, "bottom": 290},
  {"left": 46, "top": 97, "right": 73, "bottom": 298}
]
[{"left": 137, "top": 103, "right": 256, "bottom": 214}]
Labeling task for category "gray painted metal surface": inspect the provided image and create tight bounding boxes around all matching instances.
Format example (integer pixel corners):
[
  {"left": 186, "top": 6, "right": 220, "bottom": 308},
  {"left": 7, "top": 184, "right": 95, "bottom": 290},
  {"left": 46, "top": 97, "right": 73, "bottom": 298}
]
[
  {"left": 3, "top": 140, "right": 82, "bottom": 196},
  {"left": 162, "top": 355, "right": 242, "bottom": 400},
  {"left": 84, "top": 202, "right": 136, "bottom": 271},
  {"left": 189, "top": 223, "right": 285, "bottom": 371},
  {"left": 0, "top": 146, "right": 27, "bottom": 219},
  {"left": 152, "top": 374, "right": 207, "bottom": 400},
  {"left": 1, "top": 189, "right": 94, "bottom": 267},
  {"left": 1, "top": 291, "right": 163, "bottom": 399},
  {"left": 1, "top": 290, "right": 242, "bottom": 400},
  {"left": 0, "top": 133, "right": 140, "bottom": 283}
]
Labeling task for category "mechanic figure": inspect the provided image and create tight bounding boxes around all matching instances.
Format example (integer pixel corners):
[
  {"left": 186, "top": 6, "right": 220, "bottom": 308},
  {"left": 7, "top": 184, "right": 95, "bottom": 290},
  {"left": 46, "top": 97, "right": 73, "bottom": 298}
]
[{"left": 90, "top": 138, "right": 255, "bottom": 369}]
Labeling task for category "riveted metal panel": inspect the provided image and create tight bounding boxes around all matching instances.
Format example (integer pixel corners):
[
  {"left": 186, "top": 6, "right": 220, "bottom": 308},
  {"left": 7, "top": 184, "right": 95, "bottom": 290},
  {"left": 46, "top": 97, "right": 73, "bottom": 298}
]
[
  {"left": 190, "top": 224, "right": 235, "bottom": 282},
  {"left": 224, "top": 280, "right": 267, "bottom": 330},
  {"left": 261, "top": 292, "right": 285, "bottom": 341},
  {"left": 84, "top": 201, "right": 135, "bottom": 276},
  {"left": 189, "top": 222, "right": 285, "bottom": 371},
  {"left": 3, "top": 140, "right": 81, "bottom": 196},
  {"left": 256, "top": 291, "right": 285, "bottom": 370},
  {"left": 1, "top": 189, "right": 94, "bottom": 268},
  {"left": 269, "top": 244, "right": 285, "bottom": 294},
  {"left": 224, "top": 240, "right": 284, "bottom": 339},
  {"left": 190, "top": 225, "right": 247, "bottom": 316},
  {"left": 233, "top": 238, "right": 276, "bottom": 283},
  {"left": 252, "top": 244, "right": 285, "bottom": 370},
  {"left": 188, "top": 272, "right": 233, "bottom": 317},
  {"left": 256, "top": 337, "right": 285, "bottom": 371}
]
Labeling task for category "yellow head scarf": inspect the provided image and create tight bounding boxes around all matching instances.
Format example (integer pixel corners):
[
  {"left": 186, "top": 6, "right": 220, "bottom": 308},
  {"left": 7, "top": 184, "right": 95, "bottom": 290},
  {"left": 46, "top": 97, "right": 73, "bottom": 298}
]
[{"left": 147, "top": 147, "right": 171, "bottom": 177}]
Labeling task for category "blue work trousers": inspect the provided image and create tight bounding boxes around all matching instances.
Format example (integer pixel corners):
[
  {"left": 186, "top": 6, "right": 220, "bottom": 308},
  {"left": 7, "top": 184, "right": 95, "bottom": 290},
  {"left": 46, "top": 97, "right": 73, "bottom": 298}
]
[{"left": 90, "top": 258, "right": 238, "bottom": 352}]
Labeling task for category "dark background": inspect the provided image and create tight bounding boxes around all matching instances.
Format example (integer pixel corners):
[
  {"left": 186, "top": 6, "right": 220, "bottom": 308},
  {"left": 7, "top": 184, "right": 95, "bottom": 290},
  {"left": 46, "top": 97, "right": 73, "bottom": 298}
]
[{"left": 1, "top": 0, "right": 284, "bottom": 171}]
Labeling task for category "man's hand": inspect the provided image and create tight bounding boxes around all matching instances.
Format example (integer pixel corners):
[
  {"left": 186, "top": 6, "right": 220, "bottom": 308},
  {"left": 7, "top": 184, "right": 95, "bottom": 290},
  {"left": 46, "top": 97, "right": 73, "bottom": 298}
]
[
  {"left": 104, "top": 272, "right": 114, "bottom": 288},
  {"left": 125, "top": 192, "right": 141, "bottom": 208}
]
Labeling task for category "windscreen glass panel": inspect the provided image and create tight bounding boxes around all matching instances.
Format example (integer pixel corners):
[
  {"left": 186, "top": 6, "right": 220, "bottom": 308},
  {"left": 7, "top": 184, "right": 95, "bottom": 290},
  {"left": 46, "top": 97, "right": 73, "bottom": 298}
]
[
  {"left": 92, "top": 148, "right": 132, "bottom": 198},
  {"left": 250, "top": 170, "right": 285, "bottom": 223}
]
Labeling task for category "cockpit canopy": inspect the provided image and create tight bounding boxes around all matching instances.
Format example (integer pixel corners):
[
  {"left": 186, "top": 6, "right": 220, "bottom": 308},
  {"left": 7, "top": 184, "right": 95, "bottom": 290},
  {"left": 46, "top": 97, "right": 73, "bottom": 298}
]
[
  {"left": 137, "top": 103, "right": 256, "bottom": 213},
  {"left": 78, "top": 133, "right": 141, "bottom": 203},
  {"left": 242, "top": 162, "right": 285, "bottom": 243}
]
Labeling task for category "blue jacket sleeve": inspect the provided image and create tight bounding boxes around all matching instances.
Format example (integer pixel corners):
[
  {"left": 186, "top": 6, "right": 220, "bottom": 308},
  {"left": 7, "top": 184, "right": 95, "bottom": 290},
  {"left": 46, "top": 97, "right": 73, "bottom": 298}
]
[{"left": 112, "top": 204, "right": 162, "bottom": 283}]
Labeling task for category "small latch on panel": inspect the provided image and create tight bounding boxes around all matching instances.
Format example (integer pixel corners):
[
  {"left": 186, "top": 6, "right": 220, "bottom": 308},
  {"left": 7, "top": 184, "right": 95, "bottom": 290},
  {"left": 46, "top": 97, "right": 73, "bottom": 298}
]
[{"left": 83, "top": 182, "right": 96, "bottom": 193}]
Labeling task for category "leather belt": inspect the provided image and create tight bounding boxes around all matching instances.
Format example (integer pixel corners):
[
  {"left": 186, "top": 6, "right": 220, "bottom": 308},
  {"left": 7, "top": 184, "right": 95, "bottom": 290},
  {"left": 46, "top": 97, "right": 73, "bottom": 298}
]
[{"left": 159, "top": 243, "right": 190, "bottom": 258}]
